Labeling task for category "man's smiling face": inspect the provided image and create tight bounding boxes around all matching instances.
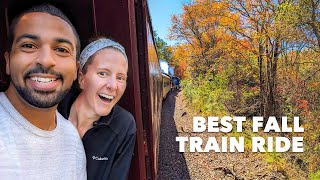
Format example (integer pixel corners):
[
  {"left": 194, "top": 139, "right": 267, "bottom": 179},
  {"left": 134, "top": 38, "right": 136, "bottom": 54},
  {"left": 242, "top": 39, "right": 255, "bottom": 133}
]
[{"left": 5, "top": 12, "right": 78, "bottom": 108}]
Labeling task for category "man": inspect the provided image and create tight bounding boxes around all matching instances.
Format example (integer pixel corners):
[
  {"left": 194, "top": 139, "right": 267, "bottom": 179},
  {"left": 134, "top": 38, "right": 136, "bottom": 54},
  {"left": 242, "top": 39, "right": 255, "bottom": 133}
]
[{"left": 0, "top": 4, "right": 86, "bottom": 179}]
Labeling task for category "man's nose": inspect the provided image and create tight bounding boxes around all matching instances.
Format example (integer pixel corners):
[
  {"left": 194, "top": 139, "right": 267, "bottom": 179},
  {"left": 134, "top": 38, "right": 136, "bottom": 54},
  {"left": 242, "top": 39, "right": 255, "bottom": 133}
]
[{"left": 36, "top": 46, "right": 56, "bottom": 68}]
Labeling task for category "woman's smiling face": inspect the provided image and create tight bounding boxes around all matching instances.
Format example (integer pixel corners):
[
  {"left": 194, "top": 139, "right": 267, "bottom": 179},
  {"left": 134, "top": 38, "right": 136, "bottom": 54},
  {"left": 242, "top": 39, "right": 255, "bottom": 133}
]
[{"left": 79, "top": 48, "right": 128, "bottom": 116}]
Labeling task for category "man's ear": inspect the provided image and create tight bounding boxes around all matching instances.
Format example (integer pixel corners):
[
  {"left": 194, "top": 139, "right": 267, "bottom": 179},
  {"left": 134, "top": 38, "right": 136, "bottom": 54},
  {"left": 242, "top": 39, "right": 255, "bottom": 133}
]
[
  {"left": 78, "top": 71, "right": 85, "bottom": 90},
  {"left": 4, "top": 52, "right": 10, "bottom": 75},
  {"left": 74, "top": 61, "right": 80, "bottom": 81}
]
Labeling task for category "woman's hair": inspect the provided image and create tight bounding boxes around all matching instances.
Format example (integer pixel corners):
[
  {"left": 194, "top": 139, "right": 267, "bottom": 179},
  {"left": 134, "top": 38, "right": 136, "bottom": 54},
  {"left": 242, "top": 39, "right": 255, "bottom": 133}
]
[
  {"left": 72, "top": 35, "right": 128, "bottom": 91},
  {"left": 80, "top": 36, "right": 128, "bottom": 74}
]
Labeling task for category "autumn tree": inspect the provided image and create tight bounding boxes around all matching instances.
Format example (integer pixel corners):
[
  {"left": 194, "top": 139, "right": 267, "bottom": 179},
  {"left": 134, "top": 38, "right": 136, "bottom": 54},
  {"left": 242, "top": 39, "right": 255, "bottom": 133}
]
[
  {"left": 169, "top": 0, "right": 239, "bottom": 77},
  {"left": 294, "top": 0, "right": 320, "bottom": 51},
  {"left": 170, "top": 44, "right": 190, "bottom": 78},
  {"left": 224, "top": 0, "right": 305, "bottom": 119},
  {"left": 169, "top": 0, "right": 258, "bottom": 115}
]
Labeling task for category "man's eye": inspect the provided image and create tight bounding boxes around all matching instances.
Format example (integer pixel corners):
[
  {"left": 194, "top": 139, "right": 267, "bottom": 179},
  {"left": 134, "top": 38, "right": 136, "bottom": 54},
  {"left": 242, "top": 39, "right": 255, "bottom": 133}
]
[
  {"left": 55, "top": 47, "right": 69, "bottom": 53},
  {"left": 21, "top": 44, "right": 36, "bottom": 49}
]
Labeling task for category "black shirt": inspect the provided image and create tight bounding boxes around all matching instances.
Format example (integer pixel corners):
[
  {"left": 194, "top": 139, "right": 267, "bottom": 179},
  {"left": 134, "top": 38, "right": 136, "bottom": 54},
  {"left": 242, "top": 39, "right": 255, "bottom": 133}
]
[{"left": 58, "top": 88, "right": 136, "bottom": 180}]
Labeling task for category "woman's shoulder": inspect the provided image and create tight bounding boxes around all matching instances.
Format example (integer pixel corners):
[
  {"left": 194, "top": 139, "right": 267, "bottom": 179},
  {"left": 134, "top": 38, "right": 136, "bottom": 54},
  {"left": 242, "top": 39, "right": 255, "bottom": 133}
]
[
  {"left": 108, "top": 105, "right": 136, "bottom": 135},
  {"left": 113, "top": 105, "right": 135, "bottom": 120}
]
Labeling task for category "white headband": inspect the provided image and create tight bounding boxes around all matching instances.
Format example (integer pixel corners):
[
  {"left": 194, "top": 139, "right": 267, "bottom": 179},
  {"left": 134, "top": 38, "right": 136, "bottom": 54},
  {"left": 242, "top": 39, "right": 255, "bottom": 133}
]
[{"left": 79, "top": 38, "right": 128, "bottom": 70}]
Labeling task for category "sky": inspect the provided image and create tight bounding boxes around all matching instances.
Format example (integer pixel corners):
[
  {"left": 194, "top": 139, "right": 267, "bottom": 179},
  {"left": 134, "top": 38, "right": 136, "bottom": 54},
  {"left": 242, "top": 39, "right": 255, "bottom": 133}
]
[{"left": 147, "top": 0, "right": 185, "bottom": 45}]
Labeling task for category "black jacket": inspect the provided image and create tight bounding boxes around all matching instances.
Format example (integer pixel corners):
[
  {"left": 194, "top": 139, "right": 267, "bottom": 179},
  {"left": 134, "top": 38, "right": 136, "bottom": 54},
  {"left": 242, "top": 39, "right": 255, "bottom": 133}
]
[{"left": 58, "top": 88, "right": 136, "bottom": 180}]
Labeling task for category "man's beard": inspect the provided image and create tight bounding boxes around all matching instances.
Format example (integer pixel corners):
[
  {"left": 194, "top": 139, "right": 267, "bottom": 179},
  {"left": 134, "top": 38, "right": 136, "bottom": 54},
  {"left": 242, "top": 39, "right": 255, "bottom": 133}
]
[
  {"left": 12, "top": 65, "right": 69, "bottom": 109},
  {"left": 14, "top": 84, "right": 69, "bottom": 108}
]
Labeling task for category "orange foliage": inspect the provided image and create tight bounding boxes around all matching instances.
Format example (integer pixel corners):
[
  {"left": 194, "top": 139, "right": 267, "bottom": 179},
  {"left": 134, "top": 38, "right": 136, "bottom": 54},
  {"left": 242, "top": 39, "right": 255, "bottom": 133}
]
[
  {"left": 171, "top": 44, "right": 190, "bottom": 78},
  {"left": 169, "top": 0, "right": 244, "bottom": 77}
]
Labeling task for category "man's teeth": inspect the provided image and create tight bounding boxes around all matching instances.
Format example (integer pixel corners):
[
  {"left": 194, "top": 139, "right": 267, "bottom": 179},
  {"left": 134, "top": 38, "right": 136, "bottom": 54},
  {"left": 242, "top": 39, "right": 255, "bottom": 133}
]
[
  {"left": 99, "top": 94, "right": 113, "bottom": 100},
  {"left": 31, "top": 77, "right": 56, "bottom": 83}
]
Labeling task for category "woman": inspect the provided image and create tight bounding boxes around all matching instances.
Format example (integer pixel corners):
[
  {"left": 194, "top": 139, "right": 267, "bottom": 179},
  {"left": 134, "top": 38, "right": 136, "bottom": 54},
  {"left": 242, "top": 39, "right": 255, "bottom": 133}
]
[{"left": 58, "top": 37, "right": 136, "bottom": 180}]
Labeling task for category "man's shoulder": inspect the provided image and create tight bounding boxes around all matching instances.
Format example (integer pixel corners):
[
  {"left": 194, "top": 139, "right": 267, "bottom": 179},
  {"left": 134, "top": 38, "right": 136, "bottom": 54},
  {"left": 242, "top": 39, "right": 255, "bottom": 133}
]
[
  {"left": 56, "top": 111, "right": 85, "bottom": 156},
  {"left": 0, "top": 94, "right": 13, "bottom": 125},
  {"left": 0, "top": 93, "right": 10, "bottom": 116},
  {"left": 56, "top": 112, "right": 80, "bottom": 137},
  {"left": 0, "top": 103, "right": 9, "bottom": 118},
  {"left": 0, "top": 100, "right": 12, "bottom": 138}
]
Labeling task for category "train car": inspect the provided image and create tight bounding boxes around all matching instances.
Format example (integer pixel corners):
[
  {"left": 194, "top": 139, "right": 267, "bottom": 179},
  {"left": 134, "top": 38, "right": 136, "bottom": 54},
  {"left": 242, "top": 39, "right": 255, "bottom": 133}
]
[
  {"left": 0, "top": 0, "right": 163, "bottom": 179},
  {"left": 162, "top": 73, "right": 171, "bottom": 99},
  {"left": 171, "top": 76, "right": 181, "bottom": 90}
]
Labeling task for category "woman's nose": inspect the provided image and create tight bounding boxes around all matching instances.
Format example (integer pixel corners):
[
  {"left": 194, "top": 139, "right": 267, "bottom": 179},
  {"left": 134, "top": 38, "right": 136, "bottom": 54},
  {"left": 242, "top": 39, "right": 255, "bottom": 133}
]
[{"left": 106, "top": 77, "right": 117, "bottom": 90}]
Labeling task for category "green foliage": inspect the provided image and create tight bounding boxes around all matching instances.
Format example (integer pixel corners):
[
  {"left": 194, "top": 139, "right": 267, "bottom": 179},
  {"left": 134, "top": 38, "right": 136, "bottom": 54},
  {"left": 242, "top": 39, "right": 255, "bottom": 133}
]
[
  {"left": 310, "top": 170, "right": 320, "bottom": 180},
  {"left": 265, "top": 152, "right": 284, "bottom": 166},
  {"left": 182, "top": 72, "right": 233, "bottom": 116},
  {"left": 153, "top": 31, "right": 173, "bottom": 62}
]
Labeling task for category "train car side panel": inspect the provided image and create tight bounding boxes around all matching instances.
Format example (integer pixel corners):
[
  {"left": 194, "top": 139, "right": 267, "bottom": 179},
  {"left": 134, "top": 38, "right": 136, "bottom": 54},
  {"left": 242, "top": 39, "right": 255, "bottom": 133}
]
[
  {"left": 162, "top": 73, "right": 171, "bottom": 99},
  {"left": 146, "top": 20, "right": 163, "bottom": 178},
  {"left": 136, "top": 0, "right": 163, "bottom": 178}
]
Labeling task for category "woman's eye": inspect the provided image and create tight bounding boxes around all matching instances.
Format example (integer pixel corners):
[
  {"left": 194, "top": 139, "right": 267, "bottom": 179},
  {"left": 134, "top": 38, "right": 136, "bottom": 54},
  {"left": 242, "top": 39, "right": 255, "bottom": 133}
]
[
  {"left": 117, "top": 76, "right": 126, "bottom": 81},
  {"left": 98, "top": 72, "right": 108, "bottom": 76},
  {"left": 21, "top": 43, "right": 36, "bottom": 49}
]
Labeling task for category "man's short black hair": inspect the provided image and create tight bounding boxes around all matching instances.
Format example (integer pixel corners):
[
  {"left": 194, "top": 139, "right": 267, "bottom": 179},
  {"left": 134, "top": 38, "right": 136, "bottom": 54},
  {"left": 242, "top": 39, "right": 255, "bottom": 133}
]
[{"left": 6, "top": 3, "right": 80, "bottom": 59}]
